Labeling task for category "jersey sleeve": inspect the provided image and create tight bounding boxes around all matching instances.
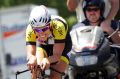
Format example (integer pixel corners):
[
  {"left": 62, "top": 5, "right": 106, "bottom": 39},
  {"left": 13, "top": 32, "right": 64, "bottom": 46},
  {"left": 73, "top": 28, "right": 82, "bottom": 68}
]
[
  {"left": 26, "top": 25, "right": 36, "bottom": 45},
  {"left": 51, "top": 19, "right": 68, "bottom": 43}
]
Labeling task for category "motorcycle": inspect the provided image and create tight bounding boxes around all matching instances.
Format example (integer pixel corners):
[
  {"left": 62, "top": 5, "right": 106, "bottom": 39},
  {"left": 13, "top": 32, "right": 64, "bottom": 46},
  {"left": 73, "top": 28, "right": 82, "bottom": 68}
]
[{"left": 66, "top": 26, "right": 120, "bottom": 79}]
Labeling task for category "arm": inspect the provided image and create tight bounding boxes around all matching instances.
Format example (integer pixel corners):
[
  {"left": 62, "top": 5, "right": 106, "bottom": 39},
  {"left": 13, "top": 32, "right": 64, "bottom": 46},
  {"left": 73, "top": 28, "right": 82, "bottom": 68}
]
[
  {"left": 26, "top": 25, "right": 37, "bottom": 66},
  {"left": 106, "top": 0, "right": 119, "bottom": 20},
  {"left": 101, "top": 0, "right": 119, "bottom": 34},
  {"left": 26, "top": 45, "right": 36, "bottom": 60},
  {"left": 40, "top": 43, "right": 65, "bottom": 70},
  {"left": 102, "top": 0, "right": 120, "bottom": 43},
  {"left": 26, "top": 45, "right": 38, "bottom": 79},
  {"left": 66, "top": 0, "right": 79, "bottom": 12},
  {"left": 48, "top": 43, "right": 65, "bottom": 63},
  {"left": 48, "top": 16, "right": 67, "bottom": 62}
]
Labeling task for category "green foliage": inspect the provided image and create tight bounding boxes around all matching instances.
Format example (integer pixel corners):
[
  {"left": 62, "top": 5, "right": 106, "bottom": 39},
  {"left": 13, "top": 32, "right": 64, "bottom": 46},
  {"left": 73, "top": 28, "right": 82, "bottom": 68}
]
[
  {"left": 66, "top": 16, "right": 77, "bottom": 30},
  {"left": 0, "top": 0, "right": 72, "bottom": 17}
]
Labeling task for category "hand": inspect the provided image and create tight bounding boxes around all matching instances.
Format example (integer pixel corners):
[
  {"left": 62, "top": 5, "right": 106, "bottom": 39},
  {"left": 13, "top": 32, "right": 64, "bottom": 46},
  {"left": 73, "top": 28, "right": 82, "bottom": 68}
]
[
  {"left": 27, "top": 56, "right": 38, "bottom": 79},
  {"left": 39, "top": 58, "right": 50, "bottom": 71},
  {"left": 27, "top": 56, "right": 37, "bottom": 71}
]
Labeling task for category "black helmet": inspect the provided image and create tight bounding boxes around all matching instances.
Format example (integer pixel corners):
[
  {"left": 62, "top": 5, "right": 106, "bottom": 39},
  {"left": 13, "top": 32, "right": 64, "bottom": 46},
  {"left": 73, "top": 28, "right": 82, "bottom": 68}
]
[{"left": 83, "top": 0, "right": 105, "bottom": 17}]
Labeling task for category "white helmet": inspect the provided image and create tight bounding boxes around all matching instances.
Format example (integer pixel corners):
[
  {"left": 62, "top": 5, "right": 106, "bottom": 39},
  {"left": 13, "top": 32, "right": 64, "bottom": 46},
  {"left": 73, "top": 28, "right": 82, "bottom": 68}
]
[{"left": 29, "top": 5, "right": 51, "bottom": 28}]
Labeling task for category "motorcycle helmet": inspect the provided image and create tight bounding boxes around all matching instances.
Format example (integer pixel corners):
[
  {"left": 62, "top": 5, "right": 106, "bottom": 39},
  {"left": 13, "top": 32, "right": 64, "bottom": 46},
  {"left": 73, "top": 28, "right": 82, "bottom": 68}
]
[
  {"left": 29, "top": 5, "right": 51, "bottom": 28},
  {"left": 83, "top": 0, "right": 105, "bottom": 17}
]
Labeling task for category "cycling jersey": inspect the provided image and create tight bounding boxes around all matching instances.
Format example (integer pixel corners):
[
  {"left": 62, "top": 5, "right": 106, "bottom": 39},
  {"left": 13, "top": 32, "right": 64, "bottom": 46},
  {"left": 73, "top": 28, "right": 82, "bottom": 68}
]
[
  {"left": 26, "top": 15, "right": 69, "bottom": 64},
  {"left": 26, "top": 15, "right": 68, "bottom": 45}
]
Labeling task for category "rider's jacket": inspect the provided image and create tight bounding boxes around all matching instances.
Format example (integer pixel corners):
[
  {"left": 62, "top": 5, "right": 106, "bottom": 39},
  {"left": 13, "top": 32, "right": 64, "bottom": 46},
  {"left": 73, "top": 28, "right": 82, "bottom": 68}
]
[{"left": 26, "top": 15, "right": 68, "bottom": 45}]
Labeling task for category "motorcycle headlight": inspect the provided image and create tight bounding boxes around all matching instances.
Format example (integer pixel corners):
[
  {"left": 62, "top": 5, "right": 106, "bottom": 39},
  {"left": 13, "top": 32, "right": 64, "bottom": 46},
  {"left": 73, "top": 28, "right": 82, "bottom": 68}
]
[{"left": 75, "top": 55, "right": 98, "bottom": 66}]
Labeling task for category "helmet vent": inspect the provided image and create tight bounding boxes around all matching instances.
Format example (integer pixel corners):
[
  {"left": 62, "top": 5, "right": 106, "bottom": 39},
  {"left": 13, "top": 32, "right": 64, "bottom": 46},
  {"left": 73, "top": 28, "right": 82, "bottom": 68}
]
[
  {"left": 30, "top": 21, "right": 34, "bottom": 25},
  {"left": 45, "top": 18, "right": 47, "bottom": 23},
  {"left": 43, "top": 18, "right": 45, "bottom": 23},
  {"left": 33, "top": 18, "right": 37, "bottom": 23},
  {"left": 39, "top": 17, "right": 42, "bottom": 22}
]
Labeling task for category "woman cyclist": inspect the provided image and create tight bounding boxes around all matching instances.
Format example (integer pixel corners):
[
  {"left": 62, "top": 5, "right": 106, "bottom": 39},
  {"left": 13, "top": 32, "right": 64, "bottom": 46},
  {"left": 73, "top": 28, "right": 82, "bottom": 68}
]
[{"left": 26, "top": 5, "right": 69, "bottom": 79}]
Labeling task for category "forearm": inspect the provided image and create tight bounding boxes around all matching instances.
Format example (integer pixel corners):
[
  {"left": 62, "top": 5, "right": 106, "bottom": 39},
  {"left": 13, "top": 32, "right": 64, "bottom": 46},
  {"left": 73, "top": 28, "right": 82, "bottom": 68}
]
[
  {"left": 48, "top": 43, "right": 65, "bottom": 64},
  {"left": 67, "top": 0, "right": 79, "bottom": 11},
  {"left": 106, "top": 0, "right": 119, "bottom": 20},
  {"left": 36, "top": 48, "right": 45, "bottom": 64},
  {"left": 26, "top": 45, "right": 36, "bottom": 60},
  {"left": 110, "top": 33, "right": 120, "bottom": 44},
  {"left": 48, "top": 55, "right": 61, "bottom": 64}
]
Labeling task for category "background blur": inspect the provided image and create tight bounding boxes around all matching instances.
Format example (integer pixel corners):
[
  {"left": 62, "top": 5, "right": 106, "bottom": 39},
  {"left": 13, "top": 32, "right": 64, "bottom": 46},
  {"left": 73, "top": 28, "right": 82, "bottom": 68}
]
[
  {"left": 0, "top": 0, "right": 78, "bottom": 29},
  {"left": 0, "top": 0, "right": 120, "bottom": 28},
  {"left": 0, "top": 0, "right": 119, "bottom": 79}
]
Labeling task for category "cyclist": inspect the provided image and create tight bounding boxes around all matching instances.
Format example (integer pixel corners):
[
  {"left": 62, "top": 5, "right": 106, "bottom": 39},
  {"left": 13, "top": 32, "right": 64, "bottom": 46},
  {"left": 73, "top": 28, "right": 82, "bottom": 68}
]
[
  {"left": 70, "top": 0, "right": 120, "bottom": 78},
  {"left": 26, "top": 5, "right": 69, "bottom": 79}
]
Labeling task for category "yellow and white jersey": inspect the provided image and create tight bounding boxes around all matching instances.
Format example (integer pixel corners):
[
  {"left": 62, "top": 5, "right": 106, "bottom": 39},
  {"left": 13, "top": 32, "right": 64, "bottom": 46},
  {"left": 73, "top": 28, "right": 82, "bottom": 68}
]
[{"left": 26, "top": 15, "right": 68, "bottom": 45}]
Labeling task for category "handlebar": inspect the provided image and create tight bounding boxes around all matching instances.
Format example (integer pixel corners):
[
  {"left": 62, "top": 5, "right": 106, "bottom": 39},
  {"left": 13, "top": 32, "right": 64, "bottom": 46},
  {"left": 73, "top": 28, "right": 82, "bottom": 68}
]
[
  {"left": 16, "top": 69, "right": 29, "bottom": 75},
  {"left": 15, "top": 66, "right": 65, "bottom": 76},
  {"left": 15, "top": 66, "right": 65, "bottom": 79}
]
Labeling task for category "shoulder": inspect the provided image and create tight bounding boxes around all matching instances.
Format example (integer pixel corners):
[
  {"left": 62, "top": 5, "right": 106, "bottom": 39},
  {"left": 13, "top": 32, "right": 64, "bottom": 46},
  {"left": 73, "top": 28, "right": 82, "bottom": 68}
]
[
  {"left": 26, "top": 24, "right": 35, "bottom": 36},
  {"left": 50, "top": 15, "right": 68, "bottom": 40},
  {"left": 51, "top": 15, "right": 67, "bottom": 23},
  {"left": 26, "top": 24, "right": 33, "bottom": 32},
  {"left": 26, "top": 24, "right": 36, "bottom": 43},
  {"left": 50, "top": 15, "right": 68, "bottom": 30}
]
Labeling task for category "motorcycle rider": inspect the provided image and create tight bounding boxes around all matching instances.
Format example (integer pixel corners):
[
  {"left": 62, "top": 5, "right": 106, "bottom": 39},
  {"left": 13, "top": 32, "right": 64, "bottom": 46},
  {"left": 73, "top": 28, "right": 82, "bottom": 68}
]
[
  {"left": 71, "top": 0, "right": 120, "bottom": 44},
  {"left": 66, "top": 0, "right": 119, "bottom": 23},
  {"left": 70, "top": 0, "right": 120, "bottom": 78}
]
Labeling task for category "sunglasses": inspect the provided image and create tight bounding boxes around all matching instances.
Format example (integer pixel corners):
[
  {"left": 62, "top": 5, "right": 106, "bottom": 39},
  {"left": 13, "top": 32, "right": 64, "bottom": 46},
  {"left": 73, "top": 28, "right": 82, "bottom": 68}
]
[
  {"left": 33, "top": 26, "right": 49, "bottom": 33},
  {"left": 86, "top": 7, "right": 100, "bottom": 12}
]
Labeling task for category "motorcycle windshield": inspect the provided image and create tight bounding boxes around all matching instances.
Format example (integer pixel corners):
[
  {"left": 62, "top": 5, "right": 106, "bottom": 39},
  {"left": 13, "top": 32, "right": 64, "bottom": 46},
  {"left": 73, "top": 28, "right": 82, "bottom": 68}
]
[{"left": 70, "top": 26, "right": 104, "bottom": 52}]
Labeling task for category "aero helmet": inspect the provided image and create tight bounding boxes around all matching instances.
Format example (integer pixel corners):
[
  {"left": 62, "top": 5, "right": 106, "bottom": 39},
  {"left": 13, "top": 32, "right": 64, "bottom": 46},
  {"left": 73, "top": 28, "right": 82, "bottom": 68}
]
[
  {"left": 83, "top": 0, "right": 105, "bottom": 17},
  {"left": 29, "top": 5, "right": 51, "bottom": 28}
]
